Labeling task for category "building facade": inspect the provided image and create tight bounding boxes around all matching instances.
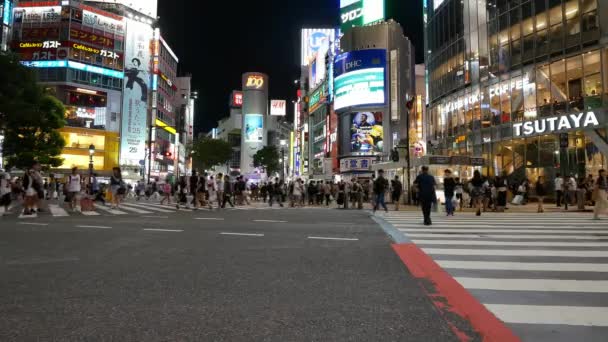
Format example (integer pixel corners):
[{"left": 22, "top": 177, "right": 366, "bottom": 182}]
[
  {"left": 425, "top": 0, "right": 608, "bottom": 184},
  {"left": 0, "top": 0, "right": 13, "bottom": 51},
  {"left": 10, "top": 0, "right": 127, "bottom": 175}
]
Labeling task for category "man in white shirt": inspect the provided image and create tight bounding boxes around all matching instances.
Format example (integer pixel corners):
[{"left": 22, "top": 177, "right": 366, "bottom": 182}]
[
  {"left": 554, "top": 173, "right": 564, "bottom": 207},
  {"left": 1, "top": 172, "right": 12, "bottom": 215},
  {"left": 66, "top": 167, "right": 82, "bottom": 211}
]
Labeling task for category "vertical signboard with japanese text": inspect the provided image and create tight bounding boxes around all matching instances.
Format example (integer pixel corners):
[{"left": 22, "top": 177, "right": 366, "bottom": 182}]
[{"left": 120, "top": 19, "right": 152, "bottom": 166}]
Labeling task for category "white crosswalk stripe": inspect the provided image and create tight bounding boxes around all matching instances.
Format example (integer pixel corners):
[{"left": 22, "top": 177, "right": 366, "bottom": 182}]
[
  {"left": 48, "top": 204, "right": 69, "bottom": 217},
  {"left": 382, "top": 211, "right": 608, "bottom": 340},
  {"left": 91, "top": 205, "right": 128, "bottom": 215},
  {"left": 121, "top": 202, "right": 174, "bottom": 213}
]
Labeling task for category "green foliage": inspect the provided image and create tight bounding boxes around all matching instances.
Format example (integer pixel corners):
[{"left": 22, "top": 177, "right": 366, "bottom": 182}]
[
  {"left": 191, "top": 137, "right": 233, "bottom": 171},
  {"left": 253, "top": 146, "right": 280, "bottom": 176},
  {"left": 0, "top": 54, "right": 66, "bottom": 170}
]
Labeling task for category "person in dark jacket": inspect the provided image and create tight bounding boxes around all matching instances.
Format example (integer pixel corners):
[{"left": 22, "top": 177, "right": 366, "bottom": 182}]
[
  {"left": 391, "top": 176, "right": 403, "bottom": 211},
  {"left": 443, "top": 169, "right": 456, "bottom": 216},
  {"left": 415, "top": 166, "right": 437, "bottom": 225},
  {"left": 372, "top": 170, "right": 389, "bottom": 213},
  {"left": 470, "top": 170, "right": 485, "bottom": 216},
  {"left": 535, "top": 176, "right": 547, "bottom": 213}
]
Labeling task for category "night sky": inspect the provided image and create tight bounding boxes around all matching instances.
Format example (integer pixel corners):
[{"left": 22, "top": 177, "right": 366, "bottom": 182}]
[{"left": 157, "top": 0, "right": 423, "bottom": 135}]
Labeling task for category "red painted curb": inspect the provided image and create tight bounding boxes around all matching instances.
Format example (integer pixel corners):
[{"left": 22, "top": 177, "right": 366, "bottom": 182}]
[{"left": 392, "top": 243, "right": 521, "bottom": 342}]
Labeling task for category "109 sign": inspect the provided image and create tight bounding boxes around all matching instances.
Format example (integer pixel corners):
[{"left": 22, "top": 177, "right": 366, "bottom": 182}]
[{"left": 246, "top": 75, "right": 264, "bottom": 89}]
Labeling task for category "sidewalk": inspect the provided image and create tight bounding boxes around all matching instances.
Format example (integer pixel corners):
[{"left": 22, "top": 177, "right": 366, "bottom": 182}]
[{"left": 393, "top": 203, "right": 594, "bottom": 213}]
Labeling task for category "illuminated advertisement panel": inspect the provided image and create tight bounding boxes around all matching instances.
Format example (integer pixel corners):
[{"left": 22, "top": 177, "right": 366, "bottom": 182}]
[
  {"left": 230, "top": 91, "right": 243, "bottom": 108},
  {"left": 340, "top": 0, "right": 384, "bottom": 32},
  {"left": 300, "top": 28, "right": 337, "bottom": 66},
  {"left": 20, "top": 60, "right": 124, "bottom": 78},
  {"left": 13, "top": 5, "right": 61, "bottom": 24},
  {"left": 120, "top": 19, "right": 152, "bottom": 166},
  {"left": 244, "top": 114, "right": 264, "bottom": 143},
  {"left": 333, "top": 49, "right": 386, "bottom": 111},
  {"left": 3, "top": 0, "right": 12, "bottom": 26},
  {"left": 350, "top": 111, "right": 383, "bottom": 153},
  {"left": 270, "top": 100, "right": 286, "bottom": 116},
  {"left": 69, "top": 27, "right": 114, "bottom": 48},
  {"left": 82, "top": 9, "right": 125, "bottom": 34}
]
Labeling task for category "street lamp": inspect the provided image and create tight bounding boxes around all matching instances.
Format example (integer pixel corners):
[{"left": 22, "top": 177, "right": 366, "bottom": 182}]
[
  {"left": 88, "top": 144, "right": 95, "bottom": 188},
  {"left": 280, "top": 139, "right": 287, "bottom": 180}
]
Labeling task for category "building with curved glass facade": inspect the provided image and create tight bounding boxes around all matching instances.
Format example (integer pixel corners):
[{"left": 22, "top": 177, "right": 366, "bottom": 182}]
[{"left": 424, "top": 0, "right": 608, "bottom": 184}]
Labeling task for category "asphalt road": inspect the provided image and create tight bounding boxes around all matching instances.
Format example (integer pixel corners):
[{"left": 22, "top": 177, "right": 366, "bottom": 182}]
[{"left": 0, "top": 208, "right": 462, "bottom": 341}]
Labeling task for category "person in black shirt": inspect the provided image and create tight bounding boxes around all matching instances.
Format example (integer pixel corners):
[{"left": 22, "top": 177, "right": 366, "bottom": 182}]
[
  {"left": 373, "top": 169, "right": 389, "bottom": 213},
  {"left": 470, "top": 170, "right": 485, "bottom": 216},
  {"left": 391, "top": 176, "right": 403, "bottom": 211},
  {"left": 535, "top": 176, "right": 547, "bottom": 213},
  {"left": 443, "top": 169, "right": 456, "bottom": 216},
  {"left": 415, "top": 166, "right": 437, "bottom": 225}
]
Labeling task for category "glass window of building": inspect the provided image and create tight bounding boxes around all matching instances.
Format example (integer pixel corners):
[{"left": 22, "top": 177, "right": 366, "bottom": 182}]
[
  {"left": 549, "top": 1, "right": 563, "bottom": 50},
  {"left": 523, "top": 66, "right": 537, "bottom": 119},
  {"left": 511, "top": 75, "right": 525, "bottom": 121},
  {"left": 565, "top": 0, "right": 581, "bottom": 43},
  {"left": 536, "top": 63, "right": 552, "bottom": 116},
  {"left": 581, "top": 0, "right": 598, "bottom": 33},
  {"left": 583, "top": 50, "right": 602, "bottom": 97},
  {"left": 566, "top": 55, "right": 583, "bottom": 110},
  {"left": 550, "top": 58, "right": 568, "bottom": 110},
  {"left": 500, "top": 79, "right": 512, "bottom": 123},
  {"left": 490, "top": 80, "right": 502, "bottom": 125},
  {"left": 481, "top": 87, "right": 492, "bottom": 128}
]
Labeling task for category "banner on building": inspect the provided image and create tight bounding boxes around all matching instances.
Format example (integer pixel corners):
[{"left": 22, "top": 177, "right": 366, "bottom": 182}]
[
  {"left": 120, "top": 19, "right": 152, "bottom": 166},
  {"left": 270, "top": 100, "right": 286, "bottom": 116}
]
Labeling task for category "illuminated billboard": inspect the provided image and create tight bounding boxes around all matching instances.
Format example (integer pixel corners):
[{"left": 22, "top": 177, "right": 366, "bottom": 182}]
[
  {"left": 244, "top": 114, "right": 264, "bottom": 143},
  {"left": 270, "top": 100, "right": 286, "bottom": 116},
  {"left": 120, "top": 18, "right": 152, "bottom": 166},
  {"left": 340, "top": 0, "right": 385, "bottom": 32},
  {"left": 350, "top": 111, "right": 383, "bottom": 153},
  {"left": 230, "top": 90, "right": 243, "bottom": 108},
  {"left": 20, "top": 60, "right": 124, "bottom": 78},
  {"left": 300, "top": 28, "right": 337, "bottom": 66},
  {"left": 333, "top": 49, "right": 386, "bottom": 111}
]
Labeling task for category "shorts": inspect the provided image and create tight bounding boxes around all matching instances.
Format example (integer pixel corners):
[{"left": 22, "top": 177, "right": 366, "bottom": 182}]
[
  {"left": 0, "top": 193, "right": 11, "bottom": 206},
  {"left": 68, "top": 191, "right": 79, "bottom": 200}
]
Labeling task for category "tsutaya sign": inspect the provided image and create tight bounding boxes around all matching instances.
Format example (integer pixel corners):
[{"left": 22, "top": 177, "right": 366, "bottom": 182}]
[{"left": 513, "top": 111, "right": 601, "bottom": 137}]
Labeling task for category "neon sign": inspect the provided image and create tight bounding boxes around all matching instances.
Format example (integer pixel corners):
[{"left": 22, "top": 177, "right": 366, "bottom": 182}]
[{"left": 245, "top": 75, "right": 264, "bottom": 89}]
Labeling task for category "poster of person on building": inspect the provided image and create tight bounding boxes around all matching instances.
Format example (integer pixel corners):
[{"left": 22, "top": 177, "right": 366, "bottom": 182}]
[
  {"left": 350, "top": 112, "right": 383, "bottom": 153},
  {"left": 244, "top": 114, "right": 264, "bottom": 142}
]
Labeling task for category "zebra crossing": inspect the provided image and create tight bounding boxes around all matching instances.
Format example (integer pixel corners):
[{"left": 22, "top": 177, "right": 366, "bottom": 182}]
[{"left": 383, "top": 211, "right": 608, "bottom": 341}]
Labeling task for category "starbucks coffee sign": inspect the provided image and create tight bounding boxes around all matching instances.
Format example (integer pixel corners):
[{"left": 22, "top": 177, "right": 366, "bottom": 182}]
[{"left": 513, "top": 111, "right": 602, "bottom": 137}]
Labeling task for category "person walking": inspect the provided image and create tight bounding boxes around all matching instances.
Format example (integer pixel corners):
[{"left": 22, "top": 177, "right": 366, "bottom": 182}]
[
  {"left": 470, "top": 170, "right": 485, "bottom": 216},
  {"left": 269, "top": 178, "right": 284, "bottom": 207},
  {"left": 323, "top": 181, "right": 331, "bottom": 207},
  {"left": 593, "top": 169, "right": 608, "bottom": 220},
  {"left": 563, "top": 175, "right": 575, "bottom": 211},
  {"left": 109, "top": 167, "right": 124, "bottom": 209},
  {"left": 1, "top": 172, "right": 13, "bottom": 216},
  {"left": 414, "top": 166, "right": 437, "bottom": 225},
  {"left": 443, "top": 169, "right": 456, "bottom": 216},
  {"left": 66, "top": 167, "right": 82, "bottom": 212},
  {"left": 216, "top": 173, "right": 225, "bottom": 209},
  {"left": 373, "top": 169, "right": 389, "bottom": 214},
  {"left": 494, "top": 176, "right": 508, "bottom": 212},
  {"left": 454, "top": 177, "right": 464, "bottom": 211},
  {"left": 160, "top": 179, "right": 172, "bottom": 205},
  {"left": 176, "top": 177, "right": 189, "bottom": 209},
  {"left": 352, "top": 178, "right": 363, "bottom": 210},
  {"left": 391, "top": 176, "right": 403, "bottom": 211},
  {"left": 555, "top": 173, "right": 564, "bottom": 207},
  {"left": 535, "top": 176, "right": 547, "bottom": 213},
  {"left": 222, "top": 174, "right": 235, "bottom": 208},
  {"left": 291, "top": 179, "right": 303, "bottom": 207},
  {"left": 190, "top": 170, "right": 200, "bottom": 208}
]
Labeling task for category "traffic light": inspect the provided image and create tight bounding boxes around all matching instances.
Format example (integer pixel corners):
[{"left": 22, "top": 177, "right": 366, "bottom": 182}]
[{"left": 163, "top": 151, "right": 172, "bottom": 157}]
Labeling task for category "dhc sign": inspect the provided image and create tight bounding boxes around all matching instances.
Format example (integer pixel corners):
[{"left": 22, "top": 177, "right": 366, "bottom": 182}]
[{"left": 513, "top": 111, "right": 601, "bottom": 137}]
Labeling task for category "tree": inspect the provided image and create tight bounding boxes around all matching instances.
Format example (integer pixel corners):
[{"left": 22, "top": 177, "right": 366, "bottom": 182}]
[
  {"left": 253, "top": 146, "right": 280, "bottom": 176},
  {"left": 0, "top": 54, "right": 66, "bottom": 170},
  {"left": 191, "top": 137, "right": 233, "bottom": 171}
]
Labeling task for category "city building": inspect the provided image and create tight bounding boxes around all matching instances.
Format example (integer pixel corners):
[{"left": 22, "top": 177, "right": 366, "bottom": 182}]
[
  {"left": 175, "top": 75, "right": 196, "bottom": 175},
  {"left": 424, "top": 0, "right": 608, "bottom": 184},
  {"left": 10, "top": 0, "right": 127, "bottom": 176},
  {"left": 338, "top": 20, "right": 416, "bottom": 181},
  {"left": 0, "top": 0, "right": 14, "bottom": 51}
]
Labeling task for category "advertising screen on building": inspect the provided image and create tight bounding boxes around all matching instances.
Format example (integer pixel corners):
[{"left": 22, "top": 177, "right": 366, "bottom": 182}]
[
  {"left": 120, "top": 19, "right": 152, "bottom": 166},
  {"left": 300, "top": 28, "right": 337, "bottom": 66},
  {"left": 244, "top": 114, "right": 264, "bottom": 143},
  {"left": 270, "top": 100, "right": 286, "bottom": 116},
  {"left": 230, "top": 90, "right": 243, "bottom": 108},
  {"left": 13, "top": 5, "right": 61, "bottom": 24},
  {"left": 340, "top": 0, "right": 385, "bottom": 32},
  {"left": 350, "top": 111, "right": 383, "bottom": 153},
  {"left": 334, "top": 49, "right": 386, "bottom": 110}
]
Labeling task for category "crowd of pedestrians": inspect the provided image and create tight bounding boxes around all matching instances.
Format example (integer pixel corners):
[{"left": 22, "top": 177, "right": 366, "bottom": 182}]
[{"left": 1, "top": 162, "right": 607, "bottom": 221}]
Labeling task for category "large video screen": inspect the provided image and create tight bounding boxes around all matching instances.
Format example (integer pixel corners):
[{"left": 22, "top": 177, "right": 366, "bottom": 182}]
[
  {"left": 244, "top": 114, "right": 264, "bottom": 143},
  {"left": 334, "top": 49, "right": 386, "bottom": 111},
  {"left": 350, "top": 112, "right": 383, "bottom": 153}
]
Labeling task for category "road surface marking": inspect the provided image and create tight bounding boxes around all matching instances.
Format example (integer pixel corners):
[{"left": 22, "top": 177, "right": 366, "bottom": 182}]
[
  {"left": 220, "top": 232, "right": 264, "bottom": 237},
  {"left": 195, "top": 217, "right": 225, "bottom": 220},
  {"left": 18, "top": 213, "right": 37, "bottom": 219},
  {"left": 308, "top": 236, "right": 359, "bottom": 241},
  {"left": 484, "top": 304, "right": 608, "bottom": 326},
  {"left": 437, "top": 260, "right": 608, "bottom": 272},
  {"left": 113, "top": 205, "right": 153, "bottom": 214},
  {"left": 456, "top": 277, "right": 608, "bottom": 293},
  {"left": 76, "top": 225, "right": 112, "bottom": 229},
  {"left": 95, "top": 206, "right": 128, "bottom": 215},
  {"left": 121, "top": 202, "right": 174, "bottom": 213},
  {"left": 141, "top": 216, "right": 169, "bottom": 219},
  {"left": 401, "top": 229, "right": 608, "bottom": 234},
  {"left": 17, "top": 222, "right": 48, "bottom": 226},
  {"left": 48, "top": 204, "right": 69, "bottom": 217},
  {"left": 422, "top": 248, "right": 608, "bottom": 257},
  {"left": 81, "top": 211, "right": 101, "bottom": 216},
  {"left": 412, "top": 239, "right": 608, "bottom": 247},
  {"left": 143, "top": 228, "right": 183, "bottom": 232},
  {"left": 253, "top": 219, "right": 287, "bottom": 223},
  {"left": 406, "top": 233, "right": 607, "bottom": 240}
]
